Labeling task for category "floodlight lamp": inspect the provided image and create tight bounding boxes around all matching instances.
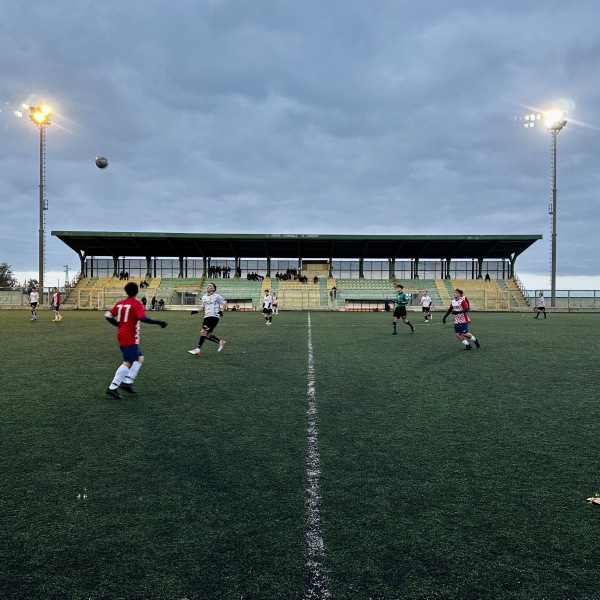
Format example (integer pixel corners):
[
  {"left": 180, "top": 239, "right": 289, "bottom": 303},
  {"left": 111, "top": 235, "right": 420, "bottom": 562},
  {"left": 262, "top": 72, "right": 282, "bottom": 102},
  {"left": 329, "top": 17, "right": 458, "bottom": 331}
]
[
  {"left": 29, "top": 105, "right": 51, "bottom": 125},
  {"left": 543, "top": 109, "right": 567, "bottom": 131}
]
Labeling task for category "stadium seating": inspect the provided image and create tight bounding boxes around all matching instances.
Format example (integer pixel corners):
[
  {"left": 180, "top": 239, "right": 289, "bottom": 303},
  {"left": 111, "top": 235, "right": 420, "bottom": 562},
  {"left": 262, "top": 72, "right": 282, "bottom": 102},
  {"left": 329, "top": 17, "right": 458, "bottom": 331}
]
[
  {"left": 65, "top": 272, "right": 529, "bottom": 311},
  {"left": 200, "top": 278, "right": 264, "bottom": 310}
]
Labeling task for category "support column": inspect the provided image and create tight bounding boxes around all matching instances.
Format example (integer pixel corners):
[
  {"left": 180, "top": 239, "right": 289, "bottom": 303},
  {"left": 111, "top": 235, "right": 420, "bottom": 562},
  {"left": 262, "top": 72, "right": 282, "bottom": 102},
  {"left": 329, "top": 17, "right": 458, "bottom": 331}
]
[
  {"left": 178, "top": 256, "right": 184, "bottom": 278},
  {"left": 445, "top": 258, "right": 451, "bottom": 279},
  {"left": 112, "top": 256, "right": 118, "bottom": 278},
  {"left": 266, "top": 257, "right": 271, "bottom": 277},
  {"left": 202, "top": 256, "right": 207, "bottom": 278},
  {"left": 359, "top": 257, "right": 364, "bottom": 279},
  {"left": 79, "top": 253, "right": 86, "bottom": 277},
  {"left": 509, "top": 255, "right": 516, "bottom": 278},
  {"left": 145, "top": 256, "right": 151, "bottom": 278},
  {"left": 329, "top": 258, "right": 333, "bottom": 278},
  {"left": 235, "top": 257, "right": 240, "bottom": 278},
  {"left": 414, "top": 258, "right": 419, "bottom": 279},
  {"left": 477, "top": 258, "right": 483, "bottom": 279}
]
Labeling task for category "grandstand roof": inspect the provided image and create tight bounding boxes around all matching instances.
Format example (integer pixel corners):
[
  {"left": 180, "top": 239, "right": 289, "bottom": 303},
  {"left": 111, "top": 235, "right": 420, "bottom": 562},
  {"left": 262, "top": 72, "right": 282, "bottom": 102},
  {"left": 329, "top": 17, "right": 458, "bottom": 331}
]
[{"left": 52, "top": 231, "right": 541, "bottom": 260}]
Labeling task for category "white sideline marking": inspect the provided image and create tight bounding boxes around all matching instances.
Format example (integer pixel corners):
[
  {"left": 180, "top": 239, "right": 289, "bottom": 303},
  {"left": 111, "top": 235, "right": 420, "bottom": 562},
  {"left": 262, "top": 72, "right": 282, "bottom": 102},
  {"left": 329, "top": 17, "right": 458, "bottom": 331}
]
[{"left": 305, "top": 313, "right": 330, "bottom": 599}]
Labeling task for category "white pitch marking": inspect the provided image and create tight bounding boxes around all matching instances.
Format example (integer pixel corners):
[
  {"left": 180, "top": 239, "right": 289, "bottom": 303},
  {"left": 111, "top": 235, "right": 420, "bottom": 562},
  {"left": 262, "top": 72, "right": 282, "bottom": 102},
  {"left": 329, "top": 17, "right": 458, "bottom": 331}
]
[{"left": 305, "top": 313, "right": 331, "bottom": 599}]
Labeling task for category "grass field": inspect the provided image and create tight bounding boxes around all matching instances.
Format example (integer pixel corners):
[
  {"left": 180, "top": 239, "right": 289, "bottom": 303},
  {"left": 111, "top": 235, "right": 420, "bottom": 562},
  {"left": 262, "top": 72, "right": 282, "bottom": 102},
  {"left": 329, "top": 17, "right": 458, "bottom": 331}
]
[{"left": 2, "top": 308, "right": 600, "bottom": 600}]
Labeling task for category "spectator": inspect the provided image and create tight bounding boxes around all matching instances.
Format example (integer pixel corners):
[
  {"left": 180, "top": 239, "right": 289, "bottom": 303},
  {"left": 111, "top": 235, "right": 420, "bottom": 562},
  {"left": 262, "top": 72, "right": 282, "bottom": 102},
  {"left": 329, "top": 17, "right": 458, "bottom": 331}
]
[{"left": 158, "top": 298, "right": 165, "bottom": 310}]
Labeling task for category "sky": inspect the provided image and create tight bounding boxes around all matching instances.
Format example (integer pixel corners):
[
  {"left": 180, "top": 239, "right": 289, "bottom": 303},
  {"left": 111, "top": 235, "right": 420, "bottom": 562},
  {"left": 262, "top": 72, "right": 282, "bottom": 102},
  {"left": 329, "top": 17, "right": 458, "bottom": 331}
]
[{"left": 2, "top": 0, "right": 600, "bottom": 291}]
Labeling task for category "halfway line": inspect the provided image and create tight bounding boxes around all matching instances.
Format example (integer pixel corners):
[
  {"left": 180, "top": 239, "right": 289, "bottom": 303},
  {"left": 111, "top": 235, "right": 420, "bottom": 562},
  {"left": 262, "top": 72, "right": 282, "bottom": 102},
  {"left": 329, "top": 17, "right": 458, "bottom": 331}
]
[{"left": 305, "top": 312, "right": 330, "bottom": 599}]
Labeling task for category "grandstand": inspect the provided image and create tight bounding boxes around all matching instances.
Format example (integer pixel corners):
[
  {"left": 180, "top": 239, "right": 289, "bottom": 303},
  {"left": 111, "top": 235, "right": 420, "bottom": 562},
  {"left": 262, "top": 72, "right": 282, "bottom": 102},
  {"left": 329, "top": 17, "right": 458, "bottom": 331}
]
[
  {"left": 66, "top": 275, "right": 530, "bottom": 311},
  {"left": 53, "top": 231, "right": 537, "bottom": 311}
]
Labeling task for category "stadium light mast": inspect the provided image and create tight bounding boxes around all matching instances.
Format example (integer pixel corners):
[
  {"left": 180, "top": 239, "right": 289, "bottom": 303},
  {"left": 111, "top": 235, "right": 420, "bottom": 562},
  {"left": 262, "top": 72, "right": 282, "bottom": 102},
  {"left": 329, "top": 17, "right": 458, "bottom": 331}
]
[
  {"left": 28, "top": 105, "right": 52, "bottom": 303},
  {"left": 523, "top": 108, "right": 567, "bottom": 308},
  {"left": 544, "top": 109, "right": 567, "bottom": 308}
]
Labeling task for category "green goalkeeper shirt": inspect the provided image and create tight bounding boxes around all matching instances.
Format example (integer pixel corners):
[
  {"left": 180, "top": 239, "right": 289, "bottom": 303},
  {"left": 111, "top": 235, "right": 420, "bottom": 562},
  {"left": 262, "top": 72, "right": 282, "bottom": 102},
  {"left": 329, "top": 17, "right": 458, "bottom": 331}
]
[{"left": 396, "top": 291, "right": 408, "bottom": 307}]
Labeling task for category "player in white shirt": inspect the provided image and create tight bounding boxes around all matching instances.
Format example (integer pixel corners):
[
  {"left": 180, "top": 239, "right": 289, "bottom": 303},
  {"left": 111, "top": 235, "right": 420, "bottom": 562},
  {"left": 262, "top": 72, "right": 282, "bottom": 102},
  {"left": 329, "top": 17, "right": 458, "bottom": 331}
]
[
  {"left": 272, "top": 294, "right": 278, "bottom": 315},
  {"left": 262, "top": 290, "right": 273, "bottom": 325},
  {"left": 29, "top": 287, "right": 39, "bottom": 321},
  {"left": 188, "top": 283, "right": 228, "bottom": 356},
  {"left": 420, "top": 291, "right": 433, "bottom": 322},
  {"left": 534, "top": 291, "right": 546, "bottom": 319}
]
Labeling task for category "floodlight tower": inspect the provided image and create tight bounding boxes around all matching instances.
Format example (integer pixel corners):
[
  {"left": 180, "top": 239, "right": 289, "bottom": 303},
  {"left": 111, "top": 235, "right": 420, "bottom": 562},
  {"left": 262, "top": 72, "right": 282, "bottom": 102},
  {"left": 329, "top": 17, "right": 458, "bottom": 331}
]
[
  {"left": 523, "top": 108, "right": 567, "bottom": 307},
  {"left": 544, "top": 109, "right": 567, "bottom": 308},
  {"left": 29, "top": 105, "right": 52, "bottom": 302}
]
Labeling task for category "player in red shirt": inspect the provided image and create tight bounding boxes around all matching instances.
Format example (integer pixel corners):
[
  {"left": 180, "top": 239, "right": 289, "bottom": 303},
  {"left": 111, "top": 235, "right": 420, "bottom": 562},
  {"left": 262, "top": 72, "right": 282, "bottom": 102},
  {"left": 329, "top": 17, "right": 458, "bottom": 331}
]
[
  {"left": 51, "top": 287, "right": 62, "bottom": 322},
  {"left": 105, "top": 282, "right": 167, "bottom": 399},
  {"left": 442, "top": 288, "right": 481, "bottom": 351}
]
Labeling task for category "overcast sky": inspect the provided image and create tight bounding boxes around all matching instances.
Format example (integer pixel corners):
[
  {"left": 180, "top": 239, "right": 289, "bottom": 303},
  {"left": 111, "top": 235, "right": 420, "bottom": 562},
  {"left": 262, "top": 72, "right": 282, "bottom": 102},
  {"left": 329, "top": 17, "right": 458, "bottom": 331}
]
[{"left": 1, "top": 0, "right": 599, "bottom": 289}]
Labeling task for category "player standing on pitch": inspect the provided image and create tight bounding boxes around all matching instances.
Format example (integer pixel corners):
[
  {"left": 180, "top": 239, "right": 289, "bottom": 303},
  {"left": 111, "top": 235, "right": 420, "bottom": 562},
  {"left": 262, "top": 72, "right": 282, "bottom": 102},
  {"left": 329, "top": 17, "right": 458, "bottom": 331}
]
[
  {"left": 105, "top": 281, "right": 167, "bottom": 398},
  {"left": 262, "top": 289, "right": 273, "bottom": 325},
  {"left": 443, "top": 288, "right": 481, "bottom": 351},
  {"left": 29, "top": 286, "right": 39, "bottom": 321},
  {"left": 188, "top": 282, "right": 228, "bottom": 356},
  {"left": 391, "top": 284, "right": 415, "bottom": 335},
  {"left": 534, "top": 291, "right": 547, "bottom": 319},
  {"left": 51, "top": 287, "right": 62, "bottom": 322}
]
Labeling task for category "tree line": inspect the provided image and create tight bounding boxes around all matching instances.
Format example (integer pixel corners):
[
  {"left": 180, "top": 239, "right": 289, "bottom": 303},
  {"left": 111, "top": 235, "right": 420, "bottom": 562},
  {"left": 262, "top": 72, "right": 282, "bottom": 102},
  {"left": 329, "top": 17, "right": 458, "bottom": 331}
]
[{"left": 0, "top": 263, "right": 37, "bottom": 289}]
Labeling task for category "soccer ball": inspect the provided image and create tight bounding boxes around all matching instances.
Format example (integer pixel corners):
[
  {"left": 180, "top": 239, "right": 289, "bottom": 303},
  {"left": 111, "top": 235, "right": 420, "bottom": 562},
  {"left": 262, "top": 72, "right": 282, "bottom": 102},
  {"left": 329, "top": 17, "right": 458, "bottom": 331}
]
[{"left": 95, "top": 156, "right": 108, "bottom": 169}]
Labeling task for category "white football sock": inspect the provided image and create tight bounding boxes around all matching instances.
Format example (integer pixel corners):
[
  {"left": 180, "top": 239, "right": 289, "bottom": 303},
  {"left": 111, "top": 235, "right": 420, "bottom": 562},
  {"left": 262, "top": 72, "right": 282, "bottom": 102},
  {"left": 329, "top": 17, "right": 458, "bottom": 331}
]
[
  {"left": 123, "top": 361, "right": 142, "bottom": 384},
  {"left": 110, "top": 364, "right": 130, "bottom": 389}
]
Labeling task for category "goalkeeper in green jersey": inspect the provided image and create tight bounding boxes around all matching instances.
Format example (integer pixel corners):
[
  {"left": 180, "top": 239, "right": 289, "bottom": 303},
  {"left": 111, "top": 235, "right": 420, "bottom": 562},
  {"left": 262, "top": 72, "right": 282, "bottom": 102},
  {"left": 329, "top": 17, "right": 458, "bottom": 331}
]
[{"left": 392, "top": 284, "right": 415, "bottom": 335}]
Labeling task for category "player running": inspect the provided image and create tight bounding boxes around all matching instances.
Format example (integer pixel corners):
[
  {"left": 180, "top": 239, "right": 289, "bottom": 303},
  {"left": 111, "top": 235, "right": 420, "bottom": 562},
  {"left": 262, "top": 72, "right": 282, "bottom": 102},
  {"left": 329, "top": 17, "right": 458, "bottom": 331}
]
[
  {"left": 51, "top": 287, "right": 62, "bottom": 322},
  {"left": 262, "top": 289, "right": 273, "bottom": 325},
  {"left": 188, "top": 282, "right": 228, "bottom": 355},
  {"left": 29, "top": 286, "right": 39, "bottom": 321},
  {"left": 105, "top": 281, "right": 167, "bottom": 398},
  {"left": 391, "top": 284, "right": 415, "bottom": 335},
  {"left": 443, "top": 288, "right": 480, "bottom": 351},
  {"left": 420, "top": 290, "right": 433, "bottom": 322}
]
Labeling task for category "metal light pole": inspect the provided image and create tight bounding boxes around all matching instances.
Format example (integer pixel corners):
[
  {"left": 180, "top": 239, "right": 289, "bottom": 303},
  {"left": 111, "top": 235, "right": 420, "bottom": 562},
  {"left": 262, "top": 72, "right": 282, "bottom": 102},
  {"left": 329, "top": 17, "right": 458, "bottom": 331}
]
[
  {"left": 523, "top": 109, "right": 567, "bottom": 308},
  {"left": 544, "top": 110, "right": 567, "bottom": 308},
  {"left": 29, "top": 105, "right": 52, "bottom": 303}
]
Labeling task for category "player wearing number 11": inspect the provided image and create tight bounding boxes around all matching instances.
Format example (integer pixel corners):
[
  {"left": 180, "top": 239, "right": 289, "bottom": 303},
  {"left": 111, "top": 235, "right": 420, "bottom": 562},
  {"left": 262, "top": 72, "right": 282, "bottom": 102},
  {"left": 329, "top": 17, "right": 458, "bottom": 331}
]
[{"left": 104, "top": 281, "right": 167, "bottom": 398}]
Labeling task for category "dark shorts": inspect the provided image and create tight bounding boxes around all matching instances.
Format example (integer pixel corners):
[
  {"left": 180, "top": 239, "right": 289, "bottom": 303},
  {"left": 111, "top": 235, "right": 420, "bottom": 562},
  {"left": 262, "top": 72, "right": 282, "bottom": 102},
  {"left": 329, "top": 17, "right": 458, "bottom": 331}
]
[
  {"left": 30, "top": 302, "right": 38, "bottom": 309},
  {"left": 537, "top": 306, "right": 546, "bottom": 312},
  {"left": 202, "top": 316, "right": 220, "bottom": 333},
  {"left": 52, "top": 305, "right": 60, "bottom": 311},
  {"left": 394, "top": 306, "right": 407, "bottom": 318},
  {"left": 454, "top": 323, "right": 469, "bottom": 334},
  {"left": 121, "top": 344, "right": 143, "bottom": 362},
  {"left": 262, "top": 307, "right": 272, "bottom": 315},
  {"left": 422, "top": 306, "right": 431, "bottom": 312}
]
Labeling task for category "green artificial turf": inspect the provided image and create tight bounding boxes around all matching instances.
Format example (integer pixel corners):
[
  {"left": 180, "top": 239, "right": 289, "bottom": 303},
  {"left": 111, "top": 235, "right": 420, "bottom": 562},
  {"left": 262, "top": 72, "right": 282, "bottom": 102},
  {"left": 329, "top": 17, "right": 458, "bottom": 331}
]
[{"left": 1, "top": 309, "right": 599, "bottom": 599}]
